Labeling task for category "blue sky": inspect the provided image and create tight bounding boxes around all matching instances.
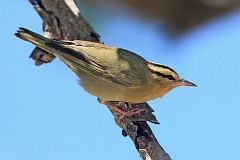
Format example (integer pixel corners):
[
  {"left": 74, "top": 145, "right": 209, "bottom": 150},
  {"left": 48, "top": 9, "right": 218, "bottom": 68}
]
[{"left": 0, "top": 1, "right": 240, "bottom": 160}]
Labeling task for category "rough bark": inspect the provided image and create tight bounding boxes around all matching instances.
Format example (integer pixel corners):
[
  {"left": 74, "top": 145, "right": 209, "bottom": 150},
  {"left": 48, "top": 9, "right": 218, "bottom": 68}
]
[{"left": 26, "top": 0, "right": 172, "bottom": 159}]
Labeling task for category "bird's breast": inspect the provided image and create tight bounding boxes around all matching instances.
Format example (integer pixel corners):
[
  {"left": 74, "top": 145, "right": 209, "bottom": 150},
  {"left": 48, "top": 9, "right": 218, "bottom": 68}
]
[{"left": 78, "top": 71, "right": 172, "bottom": 103}]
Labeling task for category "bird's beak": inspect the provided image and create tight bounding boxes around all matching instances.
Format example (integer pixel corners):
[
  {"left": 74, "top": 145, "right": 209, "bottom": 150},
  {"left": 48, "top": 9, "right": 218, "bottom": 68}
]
[{"left": 174, "top": 79, "right": 197, "bottom": 87}]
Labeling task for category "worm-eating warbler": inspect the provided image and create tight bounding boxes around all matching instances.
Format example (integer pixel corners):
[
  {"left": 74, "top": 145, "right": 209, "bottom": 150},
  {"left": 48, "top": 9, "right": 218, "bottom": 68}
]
[{"left": 15, "top": 27, "right": 196, "bottom": 104}]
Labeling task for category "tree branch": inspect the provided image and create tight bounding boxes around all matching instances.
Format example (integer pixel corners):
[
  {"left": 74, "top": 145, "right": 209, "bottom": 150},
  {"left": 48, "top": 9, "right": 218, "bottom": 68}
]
[{"left": 26, "top": 0, "right": 172, "bottom": 159}]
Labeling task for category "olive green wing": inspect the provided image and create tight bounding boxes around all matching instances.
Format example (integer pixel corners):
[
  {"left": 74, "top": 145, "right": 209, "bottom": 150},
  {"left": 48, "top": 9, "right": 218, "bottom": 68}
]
[
  {"left": 46, "top": 40, "right": 135, "bottom": 86},
  {"left": 62, "top": 40, "right": 149, "bottom": 87}
]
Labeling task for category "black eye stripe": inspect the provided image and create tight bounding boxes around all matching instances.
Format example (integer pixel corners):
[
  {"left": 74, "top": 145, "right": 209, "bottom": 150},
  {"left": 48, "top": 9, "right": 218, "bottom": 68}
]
[
  {"left": 165, "top": 75, "right": 175, "bottom": 80},
  {"left": 150, "top": 70, "right": 176, "bottom": 80}
]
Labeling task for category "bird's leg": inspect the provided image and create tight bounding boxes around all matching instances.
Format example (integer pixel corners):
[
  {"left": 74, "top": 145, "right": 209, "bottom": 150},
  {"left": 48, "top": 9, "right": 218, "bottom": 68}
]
[
  {"left": 108, "top": 103, "right": 146, "bottom": 116},
  {"left": 97, "top": 98, "right": 146, "bottom": 122}
]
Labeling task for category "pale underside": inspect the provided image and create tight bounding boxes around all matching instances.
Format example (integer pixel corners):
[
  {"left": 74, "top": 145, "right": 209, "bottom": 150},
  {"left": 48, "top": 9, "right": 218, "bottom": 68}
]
[{"left": 77, "top": 69, "right": 172, "bottom": 103}]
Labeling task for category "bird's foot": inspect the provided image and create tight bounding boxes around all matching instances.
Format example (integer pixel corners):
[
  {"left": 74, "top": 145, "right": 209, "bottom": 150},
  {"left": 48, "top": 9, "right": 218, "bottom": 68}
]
[
  {"left": 97, "top": 98, "right": 147, "bottom": 123},
  {"left": 116, "top": 107, "right": 146, "bottom": 123}
]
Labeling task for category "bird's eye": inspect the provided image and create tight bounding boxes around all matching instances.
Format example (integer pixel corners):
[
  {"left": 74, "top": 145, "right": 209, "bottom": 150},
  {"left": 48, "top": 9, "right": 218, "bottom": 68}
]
[{"left": 166, "top": 75, "right": 175, "bottom": 80}]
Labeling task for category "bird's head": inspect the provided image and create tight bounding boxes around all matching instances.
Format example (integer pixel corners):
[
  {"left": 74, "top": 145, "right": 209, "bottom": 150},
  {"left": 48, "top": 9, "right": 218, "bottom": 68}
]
[{"left": 147, "top": 62, "right": 197, "bottom": 91}]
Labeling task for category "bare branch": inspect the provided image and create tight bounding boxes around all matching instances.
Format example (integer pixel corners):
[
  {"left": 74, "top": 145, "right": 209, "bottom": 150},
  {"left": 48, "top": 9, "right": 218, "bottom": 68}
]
[{"left": 25, "top": 0, "right": 172, "bottom": 159}]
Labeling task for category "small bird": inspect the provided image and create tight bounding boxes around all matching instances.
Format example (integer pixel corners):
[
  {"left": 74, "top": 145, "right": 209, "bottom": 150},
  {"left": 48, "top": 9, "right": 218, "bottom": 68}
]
[{"left": 15, "top": 27, "right": 196, "bottom": 117}]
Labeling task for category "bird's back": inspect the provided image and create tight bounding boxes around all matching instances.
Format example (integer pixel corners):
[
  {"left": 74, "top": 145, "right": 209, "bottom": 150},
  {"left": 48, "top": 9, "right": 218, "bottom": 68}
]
[{"left": 65, "top": 40, "right": 150, "bottom": 87}]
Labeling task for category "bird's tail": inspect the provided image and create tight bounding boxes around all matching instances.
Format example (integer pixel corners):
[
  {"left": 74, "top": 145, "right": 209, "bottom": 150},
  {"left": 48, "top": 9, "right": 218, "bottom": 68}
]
[
  {"left": 15, "top": 27, "right": 59, "bottom": 57},
  {"left": 15, "top": 27, "right": 86, "bottom": 71},
  {"left": 15, "top": 27, "right": 102, "bottom": 77}
]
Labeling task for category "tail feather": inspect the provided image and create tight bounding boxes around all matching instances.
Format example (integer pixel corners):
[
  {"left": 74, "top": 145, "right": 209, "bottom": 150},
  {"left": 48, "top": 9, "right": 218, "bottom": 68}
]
[
  {"left": 15, "top": 27, "right": 82, "bottom": 70},
  {"left": 15, "top": 27, "right": 90, "bottom": 65},
  {"left": 15, "top": 27, "right": 103, "bottom": 78},
  {"left": 15, "top": 27, "right": 49, "bottom": 47}
]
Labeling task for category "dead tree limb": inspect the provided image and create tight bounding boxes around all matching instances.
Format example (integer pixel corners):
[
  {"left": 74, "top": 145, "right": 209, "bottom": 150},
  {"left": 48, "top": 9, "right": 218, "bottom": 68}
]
[{"left": 26, "top": 0, "right": 172, "bottom": 159}]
